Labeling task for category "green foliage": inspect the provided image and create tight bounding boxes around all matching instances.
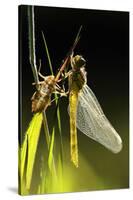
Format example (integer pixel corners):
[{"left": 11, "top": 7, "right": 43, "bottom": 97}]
[
  {"left": 19, "top": 113, "right": 43, "bottom": 194},
  {"left": 42, "top": 32, "right": 53, "bottom": 76}
]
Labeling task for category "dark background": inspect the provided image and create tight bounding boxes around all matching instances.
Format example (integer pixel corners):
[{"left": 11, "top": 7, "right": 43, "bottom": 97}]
[{"left": 19, "top": 5, "right": 129, "bottom": 193}]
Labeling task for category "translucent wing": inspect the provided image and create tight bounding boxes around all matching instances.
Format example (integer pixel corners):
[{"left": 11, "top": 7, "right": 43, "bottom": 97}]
[{"left": 76, "top": 84, "right": 122, "bottom": 153}]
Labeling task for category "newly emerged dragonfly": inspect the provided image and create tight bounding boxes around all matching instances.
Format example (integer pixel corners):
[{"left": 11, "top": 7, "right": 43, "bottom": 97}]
[{"left": 68, "top": 53, "right": 122, "bottom": 168}]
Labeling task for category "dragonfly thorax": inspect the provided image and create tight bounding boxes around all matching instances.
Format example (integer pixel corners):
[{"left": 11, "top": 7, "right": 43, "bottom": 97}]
[{"left": 45, "top": 75, "right": 56, "bottom": 86}]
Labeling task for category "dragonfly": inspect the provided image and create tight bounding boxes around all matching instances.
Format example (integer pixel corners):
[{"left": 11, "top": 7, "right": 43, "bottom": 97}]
[{"left": 67, "top": 53, "right": 123, "bottom": 168}]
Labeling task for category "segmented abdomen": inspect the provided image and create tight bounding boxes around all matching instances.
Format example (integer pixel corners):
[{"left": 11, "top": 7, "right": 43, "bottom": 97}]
[{"left": 31, "top": 82, "right": 55, "bottom": 113}]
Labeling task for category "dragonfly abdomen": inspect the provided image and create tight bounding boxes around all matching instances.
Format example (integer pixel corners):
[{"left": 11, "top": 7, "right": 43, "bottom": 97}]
[
  {"left": 31, "top": 91, "right": 51, "bottom": 112},
  {"left": 69, "top": 55, "right": 87, "bottom": 168},
  {"left": 69, "top": 88, "right": 79, "bottom": 168}
]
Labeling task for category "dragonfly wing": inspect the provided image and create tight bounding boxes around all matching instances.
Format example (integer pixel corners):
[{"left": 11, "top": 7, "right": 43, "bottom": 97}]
[{"left": 76, "top": 84, "right": 122, "bottom": 153}]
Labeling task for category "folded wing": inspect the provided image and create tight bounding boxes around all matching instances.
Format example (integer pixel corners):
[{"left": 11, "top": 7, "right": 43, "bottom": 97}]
[{"left": 76, "top": 84, "right": 122, "bottom": 153}]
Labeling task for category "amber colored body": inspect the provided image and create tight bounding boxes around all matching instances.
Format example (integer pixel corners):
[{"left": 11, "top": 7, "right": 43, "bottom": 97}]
[
  {"left": 69, "top": 55, "right": 86, "bottom": 167},
  {"left": 31, "top": 76, "right": 56, "bottom": 113}
]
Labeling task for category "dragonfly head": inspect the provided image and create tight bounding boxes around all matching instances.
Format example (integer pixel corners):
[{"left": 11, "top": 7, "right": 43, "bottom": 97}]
[{"left": 73, "top": 55, "right": 86, "bottom": 70}]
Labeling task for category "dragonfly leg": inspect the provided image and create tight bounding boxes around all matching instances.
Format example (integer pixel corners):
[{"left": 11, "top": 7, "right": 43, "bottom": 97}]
[
  {"left": 37, "top": 59, "right": 47, "bottom": 80},
  {"left": 57, "top": 64, "right": 73, "bottom": 83},
  {"left": 32, "top": 81, "right": 45, "bottom": 85},
  {"left": 55, "top": 83, "right": 62, "bottom": 90},
  {"left": 38, "top": 59, "right": 42, "bottom": 73},
  {"left": 55, "top": 83, "right": 69, "bottom": 96},
  {"left": 51, "top": 90, "right": 68, "bottom": 104},
  {"left": 59, "top": 90, "right": 69, "bottom": 97},
  {"left": 38, "top": 72, "right": 46, "bottom": 79},
  {"left": 64, "top": 70, "right": 72, "bottom": 78}
]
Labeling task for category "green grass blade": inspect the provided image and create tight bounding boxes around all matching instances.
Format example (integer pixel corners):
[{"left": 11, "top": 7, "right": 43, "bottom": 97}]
[
  {"left": 20, "top": 114, "right": 37, "bottom": 182},
  {"left": 57, "top": 153, "right": 63, "bottom": 191},
  {"left": 20, "top": 113, "right": 43, "bottom": 191},
  {"left": 26, "top": 113, "right": 43, "bottom": 190},
  {"left": 42, "top": 31, "right": 53, "bottom": 75},
  {"left": 19, "top": 136, "right": 28, "bottom": 195},
  {"left": 28, "top": 6, "right": 39, "bottom": 86},
  {"left": 48, "top": 129, "right": 56, "bottom": 174},
  {"left": 43, "top": 111, "right": 56, "bottom": 174},
  {"left": 57, "top": 104, "right": 64, "bottom": 168},
  {"left": 43, "top": 111, "right": 50, "bottom": 148},
  {"left": 19, "top": 135, "right": 28, "bottom": 182}
]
